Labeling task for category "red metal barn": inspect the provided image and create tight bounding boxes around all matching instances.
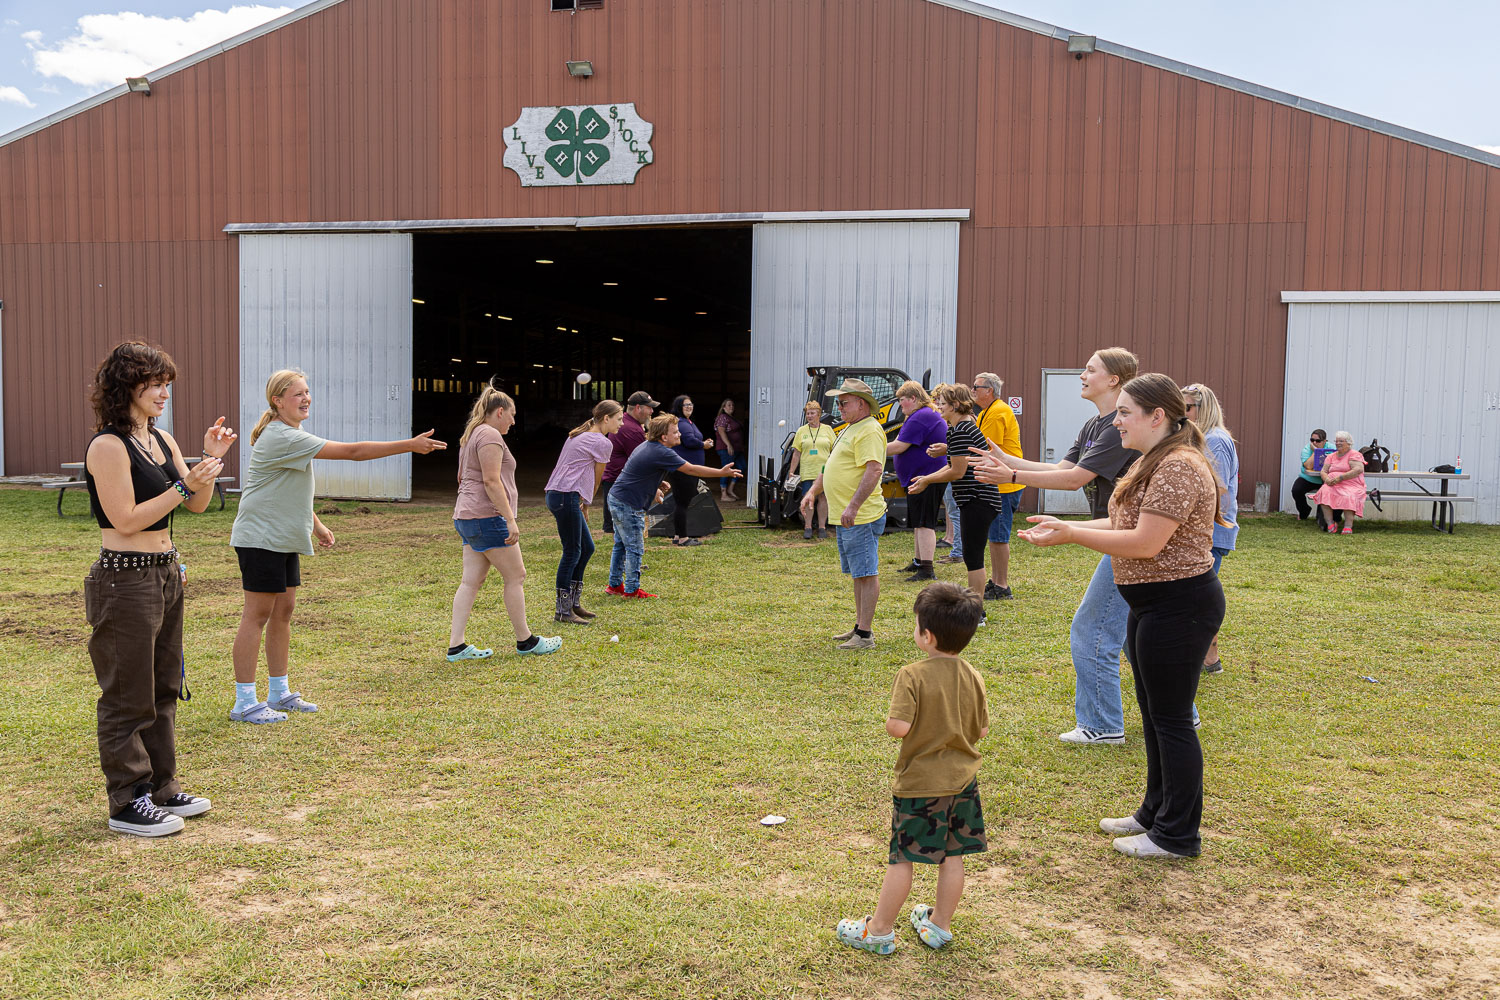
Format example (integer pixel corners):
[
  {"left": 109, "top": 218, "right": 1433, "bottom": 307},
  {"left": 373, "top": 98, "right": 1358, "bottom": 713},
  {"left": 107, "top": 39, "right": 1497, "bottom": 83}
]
[{"left": 2, "top": 0, "right": 1498, "bottom": 509}]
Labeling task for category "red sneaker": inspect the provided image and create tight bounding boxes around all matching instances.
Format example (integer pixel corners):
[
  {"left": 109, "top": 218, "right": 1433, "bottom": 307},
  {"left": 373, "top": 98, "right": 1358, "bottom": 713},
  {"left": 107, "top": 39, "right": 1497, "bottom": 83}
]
[
  {"left": 622, "top": 588, "right": 657, "bottom": 599},
  {"left": 605, "top": 584, "right": 626, "bottom": 595}
]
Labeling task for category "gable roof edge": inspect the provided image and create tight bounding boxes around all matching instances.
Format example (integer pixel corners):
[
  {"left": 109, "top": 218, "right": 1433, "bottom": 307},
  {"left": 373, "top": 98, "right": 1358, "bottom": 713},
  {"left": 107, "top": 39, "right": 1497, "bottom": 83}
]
[{"left": 927, "top": 0, "right": 1500, "bottom": 170}]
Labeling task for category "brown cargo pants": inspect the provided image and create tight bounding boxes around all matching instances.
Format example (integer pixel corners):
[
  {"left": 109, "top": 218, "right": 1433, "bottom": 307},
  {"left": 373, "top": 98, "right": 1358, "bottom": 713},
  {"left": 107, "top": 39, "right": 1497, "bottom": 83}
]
[{"left": 84, "top": 558, "right": 184, "bottom": 814}]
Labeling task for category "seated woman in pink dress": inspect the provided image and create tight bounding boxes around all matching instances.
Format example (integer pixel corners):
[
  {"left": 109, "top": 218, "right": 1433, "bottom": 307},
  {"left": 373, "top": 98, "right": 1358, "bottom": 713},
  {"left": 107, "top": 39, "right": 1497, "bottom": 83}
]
[{"left": 1310, "top": 430, "right": 1366, "bottom": 534}]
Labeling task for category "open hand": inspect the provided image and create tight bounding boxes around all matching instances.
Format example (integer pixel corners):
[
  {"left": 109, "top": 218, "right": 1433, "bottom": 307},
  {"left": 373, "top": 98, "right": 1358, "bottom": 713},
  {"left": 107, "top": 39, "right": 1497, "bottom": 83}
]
[
  {"left": 202, "top": 417, "right": 237, "bottom": 458},
  {"left": 907, "top": 476, "right": 928, "bottom": 495},
  {"left": 719, "top": 465, "right": 743, "bottom": 479},
  {"left": 1018, "top": 515, "right": 1068, "bottom": 546},
  {"left": 410, "top": 430, "right": 448, "bottom": 454}
]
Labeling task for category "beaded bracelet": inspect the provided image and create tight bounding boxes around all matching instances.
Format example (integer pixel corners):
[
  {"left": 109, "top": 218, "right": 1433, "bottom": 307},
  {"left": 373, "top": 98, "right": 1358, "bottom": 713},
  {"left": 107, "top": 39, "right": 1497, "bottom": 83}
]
[{"left": 172, "top": 480, "right": 192, "bottom": 500}]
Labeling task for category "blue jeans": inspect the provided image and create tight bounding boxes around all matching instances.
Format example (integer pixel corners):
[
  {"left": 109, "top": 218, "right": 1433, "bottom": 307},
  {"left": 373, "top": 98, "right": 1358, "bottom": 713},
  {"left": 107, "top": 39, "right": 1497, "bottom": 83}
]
[
  {"left": 606, "top": 496, "right": 646, "bottom": 592},
  {"left": 545, "top": 490, "right": 594, "bottom": 590},
  {"left": 717, "top": 449, "right": 745, "bottom": 492},
  {"left": 944, "top": 485, "right": 962, "bottom": 559},
  {"left": 1069, "top": 555, "right": 1129, "bottom": 735},
  {"left": 1070, "top": 555, "right": 1201, "bottom": 734},
  {"left": 1211, "top": 546, "right": 1229, "bottom": 574}
]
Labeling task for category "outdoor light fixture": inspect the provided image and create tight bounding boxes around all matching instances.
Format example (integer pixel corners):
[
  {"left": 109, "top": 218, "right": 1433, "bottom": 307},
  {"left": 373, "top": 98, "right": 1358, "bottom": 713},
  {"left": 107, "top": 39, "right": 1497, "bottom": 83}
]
[
  {"left": 125, "top": 76, "right": 151, "bottom": 95},
  {"left": 653, "top": 297, "right": 667, "bottom": 301},
  {"left": 1067, "top": 34, "right": 1096, "bottom": 59},
  {"left": 556, "top": 325, "right": 568, "bottom": 331},
  {"left": 536, "top": 259, "right": 554, "bottom": 264},
  {"left": 450, "top": 357, "right": 462, "bottom": 363},
  {"left": 611, "top": 337, "right": 624, "bottom": 342},
  {"left": 695, "top": 311, "right": 707, "bottom": 315},
  {"left": 496, "top": 315, "right": 512, "bottom": 321},
  {"left": 602, "top": 281, "right": 618, "bottom": 286},
  {"left": 566, "top": 60, "right": 594, "bottom": 77},
  {"left": 412, "top": 298, "right": 426, "bottom": 304}
]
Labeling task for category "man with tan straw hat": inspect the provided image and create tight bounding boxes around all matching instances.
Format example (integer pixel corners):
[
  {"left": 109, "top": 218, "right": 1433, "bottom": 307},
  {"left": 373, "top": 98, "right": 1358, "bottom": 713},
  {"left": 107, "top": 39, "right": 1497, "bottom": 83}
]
[{"left": 800, "top": 378, "right": 888, "bottom": 650}]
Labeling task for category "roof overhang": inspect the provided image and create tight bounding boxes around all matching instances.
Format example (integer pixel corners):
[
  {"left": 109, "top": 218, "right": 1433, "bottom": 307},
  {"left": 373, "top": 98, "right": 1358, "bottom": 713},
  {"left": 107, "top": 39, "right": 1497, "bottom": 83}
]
[{"left": 223, "top": 209, "right": 972, "bottom": 234}]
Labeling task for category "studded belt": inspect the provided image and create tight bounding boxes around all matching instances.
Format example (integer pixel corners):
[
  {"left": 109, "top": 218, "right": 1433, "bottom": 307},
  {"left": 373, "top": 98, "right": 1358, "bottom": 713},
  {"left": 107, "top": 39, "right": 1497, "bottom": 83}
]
[{"left": 97, "top": 548, "right": 179, "bottom": 571}]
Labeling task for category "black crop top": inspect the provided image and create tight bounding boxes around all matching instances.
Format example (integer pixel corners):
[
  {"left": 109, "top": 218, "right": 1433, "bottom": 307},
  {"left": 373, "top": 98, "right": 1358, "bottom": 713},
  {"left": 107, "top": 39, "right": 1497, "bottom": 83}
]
[{"left": 86, "top": 427, "right": 178, "bottom": 531}]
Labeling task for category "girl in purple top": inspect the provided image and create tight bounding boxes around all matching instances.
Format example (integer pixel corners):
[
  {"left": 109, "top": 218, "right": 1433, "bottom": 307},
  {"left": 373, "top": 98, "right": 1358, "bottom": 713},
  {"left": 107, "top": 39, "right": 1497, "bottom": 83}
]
[
  {"left": 714, "top": 399, "right": 746, "bottom": 501},
  {"left": 545, "top": 399, "right": 624, "bottom": 623}
]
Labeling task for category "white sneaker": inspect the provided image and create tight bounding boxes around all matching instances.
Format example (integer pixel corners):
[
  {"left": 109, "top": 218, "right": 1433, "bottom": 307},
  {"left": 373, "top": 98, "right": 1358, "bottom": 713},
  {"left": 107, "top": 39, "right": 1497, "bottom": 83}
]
[
  {"left": 1059, "top": 727, "right": 1124, "bottom": 745},
  {"left": 1100, "top": 815, "right": 1147, "bottom": 836},
  {"left": 1112, "top": 833, "right": 1187, "bottom": 859}
]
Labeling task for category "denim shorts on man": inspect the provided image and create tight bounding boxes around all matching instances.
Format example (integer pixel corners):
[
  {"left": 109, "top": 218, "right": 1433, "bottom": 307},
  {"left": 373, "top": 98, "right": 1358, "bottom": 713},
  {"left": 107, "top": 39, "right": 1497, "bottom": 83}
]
[
  {"left": 454, "top": 515, "right": 512, "bottom": 552},
  {"left": 836, "top": 513, "right": 887, "bottom": 578},
  {"left": 888, "top": 778, "right": 988, "bottom": 865},
  {"left": 986, "top": 490, "right": 1024, "bottom": 544}
]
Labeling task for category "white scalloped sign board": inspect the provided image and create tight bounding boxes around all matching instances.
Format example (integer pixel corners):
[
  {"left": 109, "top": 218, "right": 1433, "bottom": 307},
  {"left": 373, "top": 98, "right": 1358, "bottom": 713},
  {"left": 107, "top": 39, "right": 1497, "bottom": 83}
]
[{"left": 503, "top": 103, "right": 654, "bottom": 187}]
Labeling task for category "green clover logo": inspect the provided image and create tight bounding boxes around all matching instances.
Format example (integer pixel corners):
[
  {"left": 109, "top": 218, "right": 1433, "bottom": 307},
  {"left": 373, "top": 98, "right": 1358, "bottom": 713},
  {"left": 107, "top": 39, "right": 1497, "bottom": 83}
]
[{"left": 544, "top": 108, "right": 612, "bottom": 181}]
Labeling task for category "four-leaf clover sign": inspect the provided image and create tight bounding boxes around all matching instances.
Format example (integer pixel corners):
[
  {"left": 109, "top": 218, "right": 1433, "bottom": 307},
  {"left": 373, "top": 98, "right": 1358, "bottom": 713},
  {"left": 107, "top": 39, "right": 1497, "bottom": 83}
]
[{"left": 545, "top": 107, "right": 612, "bottom": 180}]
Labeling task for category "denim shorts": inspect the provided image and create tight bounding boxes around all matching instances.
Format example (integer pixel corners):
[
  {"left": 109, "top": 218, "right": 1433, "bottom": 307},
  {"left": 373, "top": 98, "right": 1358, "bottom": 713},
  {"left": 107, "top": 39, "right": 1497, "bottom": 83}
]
[
  {"left": 836, "top": 513, "right": 887, "bottom": 577},
  {"left": 986, "top": 490, "right": 1024, "bottom": 543},
  {"left": 454, "top": 515, "right": 512, "bottom": 551},
  {"left": 1211, "top": 545, "right": 1230, "bottom": 574}
]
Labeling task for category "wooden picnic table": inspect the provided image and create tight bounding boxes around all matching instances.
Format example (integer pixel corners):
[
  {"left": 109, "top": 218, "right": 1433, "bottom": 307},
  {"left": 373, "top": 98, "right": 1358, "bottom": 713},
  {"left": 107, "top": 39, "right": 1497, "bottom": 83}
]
[
  {"left": 1363, "top": 471, "right": 1473, "bottom": 533},
  {"left": 51, "top": 457, "right": 234, "bottom": 515}
]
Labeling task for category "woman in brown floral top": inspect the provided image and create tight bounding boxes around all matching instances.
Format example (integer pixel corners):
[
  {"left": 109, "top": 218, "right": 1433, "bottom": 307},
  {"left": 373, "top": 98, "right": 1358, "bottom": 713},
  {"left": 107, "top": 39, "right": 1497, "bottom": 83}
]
[{"left": 1019, "top": 373, "right": 1229, "bottom": 860}]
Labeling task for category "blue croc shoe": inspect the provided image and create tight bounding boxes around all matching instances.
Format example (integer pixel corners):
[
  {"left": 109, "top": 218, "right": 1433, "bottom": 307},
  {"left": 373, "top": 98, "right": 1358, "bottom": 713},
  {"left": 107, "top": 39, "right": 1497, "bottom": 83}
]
[
  {"left": 835, "top": 916, "right": 896, "bottom": 955},
  {"left": 909, "top": 904, "right": 953, "bottom": 950},
  {"left": 446, "top": 644, "right": 494, "bottom": 662},
  {"left": 517, "top": 635, "right": 562, "bottom": 656},
  {"left": 269, "top": 691, "right": 318, "bottom": 713}
]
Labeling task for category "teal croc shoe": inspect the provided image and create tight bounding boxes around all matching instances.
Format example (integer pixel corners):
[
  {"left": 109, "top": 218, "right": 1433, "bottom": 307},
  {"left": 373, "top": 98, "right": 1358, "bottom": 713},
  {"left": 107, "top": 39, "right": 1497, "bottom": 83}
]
[
  {"left": 229, "top": 701, "right": 287, "bottom": 724},
  {"left": 909, "top": 904, "right": 953, "bottom": 949},
  {"left": 269, "top": 691, "right": 318, "bottom": 713},
  {"left": 517, "top": 635, "right": 562, "bottom": 656},
  {"left": 446, "top": 644, "right": 494, "bottom": 662},
  {"left": 835, "top": 916, "right": 895, "bottom": 955}
]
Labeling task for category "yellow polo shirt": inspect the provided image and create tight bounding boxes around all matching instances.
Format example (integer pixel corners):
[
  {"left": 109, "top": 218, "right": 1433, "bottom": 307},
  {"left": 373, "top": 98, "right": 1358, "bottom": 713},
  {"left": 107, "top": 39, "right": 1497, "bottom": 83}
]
[
  {"left": 821, "top": 416, "right": 889, "bottom": 525},
  {"left": 792, "top": 423, "right": 836, "bottom": 479},
  {"left": 976, "top": 400, "right": 1024, "bottom": 495}
]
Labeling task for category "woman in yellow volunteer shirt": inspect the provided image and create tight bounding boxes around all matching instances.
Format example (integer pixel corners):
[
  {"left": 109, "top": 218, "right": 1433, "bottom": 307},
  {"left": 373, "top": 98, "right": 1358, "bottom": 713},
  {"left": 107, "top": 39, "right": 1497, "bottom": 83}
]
[{"left": 787, "top": 400, "right": 835, "bottom": 539}]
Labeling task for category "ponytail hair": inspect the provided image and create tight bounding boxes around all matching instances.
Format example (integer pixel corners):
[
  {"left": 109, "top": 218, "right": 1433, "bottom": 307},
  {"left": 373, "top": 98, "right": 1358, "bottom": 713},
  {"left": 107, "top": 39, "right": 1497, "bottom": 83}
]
[
  {"left": 460, "top": 385, "right": 514, "bottom": 446},
  {"left": 1112, "top": 373, "right": 1231, "bottom": 528},
  {"left": 1095, "top": 347, "right": 1139, "bottom": 389},
  {"left": 569, "top": 398, "right": 624, "bottom": 438},
  {"left": 251, "top": 369, "right": 306, "bottom": 445}
]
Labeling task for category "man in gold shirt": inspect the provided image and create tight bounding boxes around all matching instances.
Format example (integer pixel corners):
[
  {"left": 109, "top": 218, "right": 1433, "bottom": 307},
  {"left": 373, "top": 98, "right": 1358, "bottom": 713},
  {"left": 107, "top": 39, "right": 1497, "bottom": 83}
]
[
  {"left": 800, "top": 379, "right": 888, "bottom": 650},
  {"left": 972, "top": 372, "right": 1024, "bottom": 600}
]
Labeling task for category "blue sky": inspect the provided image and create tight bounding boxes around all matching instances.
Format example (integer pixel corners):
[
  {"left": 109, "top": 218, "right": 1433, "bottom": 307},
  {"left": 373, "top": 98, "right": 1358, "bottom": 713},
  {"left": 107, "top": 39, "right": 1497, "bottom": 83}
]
[{"left": 2, "top": 0, "right": 1498, "bottom": 154}]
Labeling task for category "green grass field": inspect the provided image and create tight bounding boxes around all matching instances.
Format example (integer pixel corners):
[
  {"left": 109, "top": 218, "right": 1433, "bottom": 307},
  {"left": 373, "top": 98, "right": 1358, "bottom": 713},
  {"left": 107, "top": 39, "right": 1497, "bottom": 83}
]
[{"left": 1, "top": 485, "right": 1497, "bottom": 999}]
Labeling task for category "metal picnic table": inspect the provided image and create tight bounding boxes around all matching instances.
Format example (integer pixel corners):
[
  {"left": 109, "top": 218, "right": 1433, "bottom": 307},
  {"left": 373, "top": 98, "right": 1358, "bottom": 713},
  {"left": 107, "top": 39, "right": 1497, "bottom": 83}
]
[{"left": 1363, "top": 471, "right": 1473, "bottom": 534}]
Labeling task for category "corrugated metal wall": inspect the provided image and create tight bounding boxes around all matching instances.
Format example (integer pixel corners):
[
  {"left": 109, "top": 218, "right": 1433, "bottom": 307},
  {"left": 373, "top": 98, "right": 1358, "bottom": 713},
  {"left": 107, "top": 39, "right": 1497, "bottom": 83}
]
[
  {"left": 747, "top": 221, "right": 959, "bottom": 483},
  {"left": 1281, "top": 295, "right": 1500, "bottom": 524},
  {"left": 239, "top": 234, "right": 414, "bottom": 499},
  {"left": 2, "top": 0, "right": 1499, "bottom": 499}
]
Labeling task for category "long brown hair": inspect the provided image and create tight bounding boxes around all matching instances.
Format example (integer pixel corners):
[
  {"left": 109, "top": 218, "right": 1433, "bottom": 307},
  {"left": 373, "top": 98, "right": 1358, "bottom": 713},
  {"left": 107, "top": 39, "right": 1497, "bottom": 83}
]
[
  {"left": 460, "top": 385, "right": 515, "bottom": 446},
  {"left": 91, "top": 341, "right": 178, "bottom": 434},
  {"left": 569, "top": 399, "right": 623, "bottom": 437},
  {"left": 1112, "top": 373, "right": 1230, "bottom": 527},
  {"left": 250, "top": 369, "right": 305, "bottom": 444}
]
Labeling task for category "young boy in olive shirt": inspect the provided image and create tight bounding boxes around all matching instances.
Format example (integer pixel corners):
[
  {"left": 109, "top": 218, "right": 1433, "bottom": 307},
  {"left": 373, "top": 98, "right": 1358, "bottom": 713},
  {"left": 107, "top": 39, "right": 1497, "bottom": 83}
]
[{"left": 836, "top": 582, "right": 989, "bottom": 954}]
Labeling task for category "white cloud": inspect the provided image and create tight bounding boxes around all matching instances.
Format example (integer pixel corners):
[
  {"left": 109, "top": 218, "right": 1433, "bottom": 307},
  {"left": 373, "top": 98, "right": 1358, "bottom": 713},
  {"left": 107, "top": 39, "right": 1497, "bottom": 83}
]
[
  {"left": 21, "top": 29, "right": 41, "bottom": 43},
  {"left": 0, "top": 85, "right": 36, "bottom": 108},
  {"left": 29, "top": 6, "right": 291, "bottom": 89}
]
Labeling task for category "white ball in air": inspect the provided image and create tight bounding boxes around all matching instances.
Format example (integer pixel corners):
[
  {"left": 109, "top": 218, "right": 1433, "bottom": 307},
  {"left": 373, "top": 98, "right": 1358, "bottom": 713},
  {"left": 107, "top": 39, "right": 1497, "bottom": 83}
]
[{"left": 576, "top": 372, "right": 592, "bottom": 385}]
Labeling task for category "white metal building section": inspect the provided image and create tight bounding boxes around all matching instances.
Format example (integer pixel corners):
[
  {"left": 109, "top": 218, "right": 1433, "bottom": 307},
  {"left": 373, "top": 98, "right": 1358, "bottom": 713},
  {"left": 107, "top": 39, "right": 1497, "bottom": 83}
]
[
  {"left": 1280, "top": 292, "right": 1500, "bottom": 524},
  {"left": 747, "top": 221, "right": 959, "bottom": 497},
  {"left": 239, "top": 234, "right": 414, "bottom": 500}
]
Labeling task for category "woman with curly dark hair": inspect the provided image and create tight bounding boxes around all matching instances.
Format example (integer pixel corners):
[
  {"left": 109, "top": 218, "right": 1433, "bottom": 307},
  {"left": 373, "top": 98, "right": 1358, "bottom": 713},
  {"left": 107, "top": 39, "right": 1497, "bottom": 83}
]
[{"left": 83, "top": 341, "right": 237, "bottom": 837}]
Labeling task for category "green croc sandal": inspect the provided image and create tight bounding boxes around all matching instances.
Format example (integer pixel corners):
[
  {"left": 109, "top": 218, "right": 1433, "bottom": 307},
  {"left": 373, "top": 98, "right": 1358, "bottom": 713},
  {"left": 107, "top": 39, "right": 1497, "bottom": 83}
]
[
  {"left": 835, "top": 916, "right": 895, "bottom": 955},
  {"left": 517, "top": 635, "right": 562, "bottom": 656}
]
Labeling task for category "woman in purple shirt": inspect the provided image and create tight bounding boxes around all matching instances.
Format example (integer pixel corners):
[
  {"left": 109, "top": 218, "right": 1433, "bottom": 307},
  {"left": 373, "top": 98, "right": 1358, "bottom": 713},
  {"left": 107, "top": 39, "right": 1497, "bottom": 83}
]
[
  {"left": 713, "top": 399, "right": 746, "bottom": 501},
  {"left": 545, "top": 399, "right": 624, "bottom": 624},
  {"left": 884, "top": 381, "right": 950, "bottom": 581}
]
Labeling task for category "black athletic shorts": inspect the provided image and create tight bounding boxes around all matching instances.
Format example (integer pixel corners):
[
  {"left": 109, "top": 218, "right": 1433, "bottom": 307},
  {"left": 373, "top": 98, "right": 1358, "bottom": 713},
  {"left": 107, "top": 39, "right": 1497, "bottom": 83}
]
[
  {"left": 235, "top": 547, "right": 302, "bottom": 593},
  {"left": 905, "top": 483, "right": 943, "bottom": 530}
]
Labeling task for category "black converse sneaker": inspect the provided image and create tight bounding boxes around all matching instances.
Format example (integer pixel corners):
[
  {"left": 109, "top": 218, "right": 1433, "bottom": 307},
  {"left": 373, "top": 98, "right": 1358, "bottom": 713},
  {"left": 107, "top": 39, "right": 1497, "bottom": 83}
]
[
  {"left": 157, "top": 792, "right": 212, "bottom": 818},
  {"left": 108, "top": 794, "right": 186, "bottom": 837}
]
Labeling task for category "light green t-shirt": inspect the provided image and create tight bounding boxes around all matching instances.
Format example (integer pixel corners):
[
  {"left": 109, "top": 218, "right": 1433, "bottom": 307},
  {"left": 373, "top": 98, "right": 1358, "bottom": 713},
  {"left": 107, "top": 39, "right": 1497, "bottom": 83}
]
[
  {"left": 230, "top": 420, "right": 329, "bottom": 555},
  {"left": 792, "top": 423, "right": 836, "bottom": 479},
  {"left": 821, "top": 417, "right": 888, "bottom": 525}
]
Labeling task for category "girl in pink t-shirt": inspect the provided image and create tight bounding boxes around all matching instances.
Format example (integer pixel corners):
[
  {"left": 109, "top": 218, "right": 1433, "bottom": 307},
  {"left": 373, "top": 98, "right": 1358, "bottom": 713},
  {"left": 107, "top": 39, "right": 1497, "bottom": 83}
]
[
  {"left": 446, "top": 387, "right": 561, "bottom": 660},
  {"left": 544, "top": 399, "right": 624, "bottom": 623}
]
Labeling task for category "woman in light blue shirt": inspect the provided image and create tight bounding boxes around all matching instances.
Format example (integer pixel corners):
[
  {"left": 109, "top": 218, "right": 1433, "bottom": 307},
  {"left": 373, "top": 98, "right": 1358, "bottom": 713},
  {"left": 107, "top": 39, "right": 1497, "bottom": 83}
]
[{"left": 1183, "top": 383, "right": 1238, "bottom": 675}]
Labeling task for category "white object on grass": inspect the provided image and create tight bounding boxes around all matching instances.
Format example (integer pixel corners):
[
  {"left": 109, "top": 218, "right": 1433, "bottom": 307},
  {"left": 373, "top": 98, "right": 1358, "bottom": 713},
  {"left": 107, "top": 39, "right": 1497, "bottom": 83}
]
[
  {"left": 577, "top": 372, "right": 592, "bottom": 385},
  {"left": 609, "top": 635, "right": 619, "bottom": 643},
  {"left": 760, "top": 814, "right": 787, "bottom": 826}
]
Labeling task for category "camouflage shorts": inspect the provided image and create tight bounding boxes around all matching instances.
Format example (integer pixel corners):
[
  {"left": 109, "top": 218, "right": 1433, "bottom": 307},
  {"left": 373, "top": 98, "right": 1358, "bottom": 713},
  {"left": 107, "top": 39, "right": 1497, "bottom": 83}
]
[{"left": 888, "top": 778, "right": 987, "bottom": 865}]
